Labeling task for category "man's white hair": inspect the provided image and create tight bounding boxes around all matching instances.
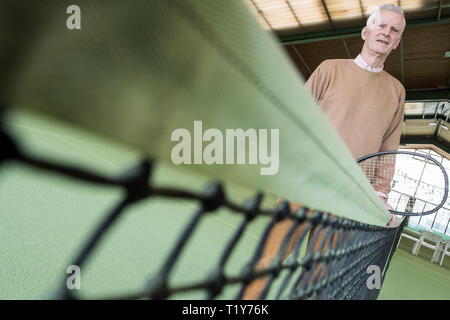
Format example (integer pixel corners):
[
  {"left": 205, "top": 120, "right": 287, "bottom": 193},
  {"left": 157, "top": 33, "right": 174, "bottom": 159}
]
[{"left": 366, "top": 4, "right": 405, "bottom": 27}]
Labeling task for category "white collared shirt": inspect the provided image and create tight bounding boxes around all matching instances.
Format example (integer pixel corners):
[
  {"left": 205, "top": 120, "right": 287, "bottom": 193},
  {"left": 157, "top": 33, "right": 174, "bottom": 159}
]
[{"left": 353, "top": 54, "right": 383, "bottom": 73}]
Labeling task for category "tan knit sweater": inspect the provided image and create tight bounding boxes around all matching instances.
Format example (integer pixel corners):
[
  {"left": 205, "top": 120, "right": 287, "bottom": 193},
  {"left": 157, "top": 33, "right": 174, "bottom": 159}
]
[{"left": 305, "top": 59, "right": 405, "bottom": 160}]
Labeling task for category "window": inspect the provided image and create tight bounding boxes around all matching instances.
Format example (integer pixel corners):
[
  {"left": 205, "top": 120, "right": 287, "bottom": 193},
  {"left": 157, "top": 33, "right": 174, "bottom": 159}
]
[{"left": 405, "top": 148, "right": 450, "bottom": 239}]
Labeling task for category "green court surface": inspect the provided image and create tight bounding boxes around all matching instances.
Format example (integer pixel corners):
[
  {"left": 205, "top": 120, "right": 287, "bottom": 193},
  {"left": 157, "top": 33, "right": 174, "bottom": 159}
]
[
  {"left": 6, "top": 0, "right": 392, "bottom": 228},
  {"left": 2, "top": 0, "right": 449, "bottom": 301},
  {"left": 379, "top": 248, "right": 450, "bottom": 300},
  {"left": 2, "top": 110, "right": 449, "bottom": 300},
  {"left": 0, "top": 110, "right": 272, "bottom": 299},
  {"left": 1, "top": 1, "right": 397, "bottom": 299},
  {"left": 2, "top": 110, "right": 314, "bottom": 300}
]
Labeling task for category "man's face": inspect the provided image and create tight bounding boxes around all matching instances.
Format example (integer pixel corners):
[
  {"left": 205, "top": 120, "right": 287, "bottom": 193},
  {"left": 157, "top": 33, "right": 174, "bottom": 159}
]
[{"left": 361, "top": 10, "right": 405, "bottom": 56}]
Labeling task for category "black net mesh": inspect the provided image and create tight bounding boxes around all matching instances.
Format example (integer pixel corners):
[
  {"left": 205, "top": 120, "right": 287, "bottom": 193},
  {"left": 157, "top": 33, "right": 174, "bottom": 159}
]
[{"left": 1, "top": 125, "right": 404, "bottom": 300}]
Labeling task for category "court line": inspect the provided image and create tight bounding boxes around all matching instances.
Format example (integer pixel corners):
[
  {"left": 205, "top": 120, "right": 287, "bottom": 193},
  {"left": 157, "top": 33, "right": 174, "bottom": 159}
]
[
  {"left": 6, "top": 121, "right": 121, "bottom": 170},
  {"left": 8, "top": 121, "right": 263, "bottom": 241},
  {"left": 6, "top": 121, "right": 120, "bottom": 150}
]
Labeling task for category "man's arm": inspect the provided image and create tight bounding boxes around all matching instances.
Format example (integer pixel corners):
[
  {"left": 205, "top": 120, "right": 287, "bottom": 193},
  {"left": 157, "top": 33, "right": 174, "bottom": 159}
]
[
  {"left": 375, "top": 85, "right": 405, "bottom": 226},
  {"left": 305, "top": 61, "right": 329, "bottom": 105},
  {"left": 376, "top": 85, "right": 405, "bottom": 193},
  {"left": 379, "top": 85, "right": 405, "bottom": 153}
]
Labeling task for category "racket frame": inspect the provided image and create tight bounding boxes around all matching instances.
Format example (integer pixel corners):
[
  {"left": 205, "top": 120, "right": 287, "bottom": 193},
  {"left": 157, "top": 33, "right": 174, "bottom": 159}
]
[{"left": 356, "top": 150, "right": 449, "bottom": 216}]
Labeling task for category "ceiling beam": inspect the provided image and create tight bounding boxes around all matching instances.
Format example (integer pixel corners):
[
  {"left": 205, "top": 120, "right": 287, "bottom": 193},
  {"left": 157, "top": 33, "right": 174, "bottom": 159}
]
[
  {"left": 292, "top": 45, "right": 312, "bottom": 75},
  {"left": 406, "top": 89, "right": 450, "bottom": 101},
  {"left": 280, "top": 28, "right": 360, "bottom": 45},
  {"left": 279, "top": 16, "right": 450, "bottom": 45},
  {"left": 437, "top": 0, "right": 443, "bottom": 21},
  {"left": 358, "top": 0, "right": 365, "bottom": 22},
  {"left": 399, "top": 144, "right": 449, "bottom": 158},
  {"left": 321, "top": 0, "right": 335, "bottom": 29},
  {"left": 285, "top": 0, "right": 302, "bottom": 28},
  {"left": 249, "top": 0, "right": 274, "bottom": 32},
  {"left": 342, "top": 39, "right": 351, "bottom": 59},
  {"left": 400, "top": 136, "right": 450, "bottom": 154}
]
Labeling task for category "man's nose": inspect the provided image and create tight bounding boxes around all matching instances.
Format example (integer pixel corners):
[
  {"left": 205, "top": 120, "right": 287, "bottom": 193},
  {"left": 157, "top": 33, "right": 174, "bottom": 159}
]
[{"left": 381, "top": 26, "right": 392, "bottom": 36}]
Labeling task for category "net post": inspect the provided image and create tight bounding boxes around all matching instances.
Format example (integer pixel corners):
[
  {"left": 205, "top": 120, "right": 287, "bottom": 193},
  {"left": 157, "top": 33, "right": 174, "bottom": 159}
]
[{"left": 381, "top": 217, "right": 407, "bottom": 278}]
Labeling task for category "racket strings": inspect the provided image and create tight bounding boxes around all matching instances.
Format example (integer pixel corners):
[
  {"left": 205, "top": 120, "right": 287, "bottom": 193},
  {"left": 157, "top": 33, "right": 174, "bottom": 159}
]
[{"left": 358, "top": 153, "right": 448, "bottom": 215}]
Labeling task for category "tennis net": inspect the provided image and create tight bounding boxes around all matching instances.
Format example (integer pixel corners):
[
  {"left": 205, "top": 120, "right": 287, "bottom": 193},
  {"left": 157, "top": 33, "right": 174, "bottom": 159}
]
[{"left": 1, "top": 123, "right": 403, "bottom": 300}]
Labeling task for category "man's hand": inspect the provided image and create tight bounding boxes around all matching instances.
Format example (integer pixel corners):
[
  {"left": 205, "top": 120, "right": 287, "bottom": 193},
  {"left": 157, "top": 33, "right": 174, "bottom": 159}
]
[
  {"left": 386, "top": 214, "right": 398, "bottom": 227},
  {"left": 376, "top": 192, "right": 398, "bottom": 227}
]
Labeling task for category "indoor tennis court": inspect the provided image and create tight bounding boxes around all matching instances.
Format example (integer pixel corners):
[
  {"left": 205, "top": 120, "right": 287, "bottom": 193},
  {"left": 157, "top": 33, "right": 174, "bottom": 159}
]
[
  {"left": 2, "top": 110, "right": 449, "bottom": 300},
  {"left": 1, "top": 0, "right": 450, "bottom": 301}
]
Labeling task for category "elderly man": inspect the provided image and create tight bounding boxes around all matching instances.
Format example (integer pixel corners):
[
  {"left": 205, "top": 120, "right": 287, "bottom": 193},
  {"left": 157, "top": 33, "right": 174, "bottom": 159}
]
[
  {"left": 242, "top": 4, "right": 406, "bottom": 300},
  {"left": 306, "top": 3, "right": 406, "bottom": 221},
  {"left": 306, "top": 4, "right": 405, "bottom": 161}
]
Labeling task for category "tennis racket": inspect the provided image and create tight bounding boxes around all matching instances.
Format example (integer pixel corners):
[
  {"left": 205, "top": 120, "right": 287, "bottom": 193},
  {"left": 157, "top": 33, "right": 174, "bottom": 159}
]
[{"left": 357, "top": 150, "right": 449, "bottom": 216}]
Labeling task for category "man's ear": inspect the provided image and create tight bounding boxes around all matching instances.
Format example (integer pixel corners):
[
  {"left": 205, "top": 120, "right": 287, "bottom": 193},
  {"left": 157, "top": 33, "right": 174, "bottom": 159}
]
[{"left": 361, "top": 26, "right": 367, "bottom": 40}]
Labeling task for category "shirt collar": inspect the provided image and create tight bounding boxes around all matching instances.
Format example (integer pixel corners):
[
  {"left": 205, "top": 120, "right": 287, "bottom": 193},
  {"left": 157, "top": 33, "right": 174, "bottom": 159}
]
[{"left": 353, "top": 54, "right": 383, "bottom": 73}]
